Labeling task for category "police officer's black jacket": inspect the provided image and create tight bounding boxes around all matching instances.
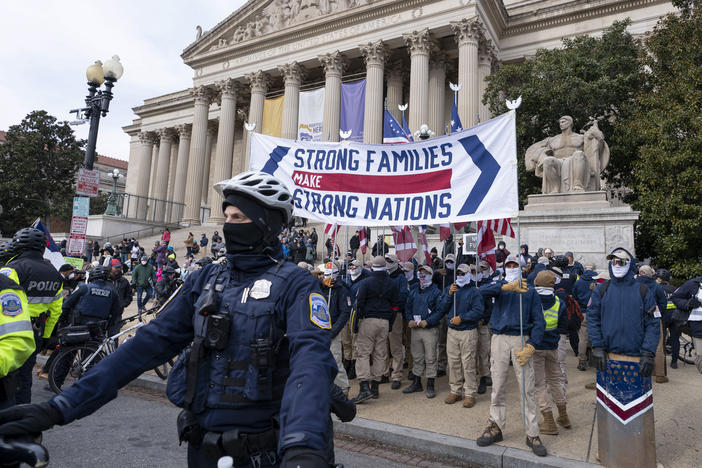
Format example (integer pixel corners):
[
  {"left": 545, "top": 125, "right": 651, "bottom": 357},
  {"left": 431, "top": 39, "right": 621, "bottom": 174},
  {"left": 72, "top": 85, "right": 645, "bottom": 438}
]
[
  {"left": 62, "top": 280, "right": 122, "bottom": 327},
  {"left": 356, "top": 270, "right": 399, "bottom": 321},
  {"left": 321, "top": 280, "right": 351, "bottom": 339},
  {"left": 7, "top": 251, "right": 63, "bottom": 306}
]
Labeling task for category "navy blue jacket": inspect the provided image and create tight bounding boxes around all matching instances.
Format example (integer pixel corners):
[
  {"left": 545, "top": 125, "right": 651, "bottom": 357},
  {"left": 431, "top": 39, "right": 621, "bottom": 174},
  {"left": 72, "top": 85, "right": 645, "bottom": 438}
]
[
  {"left": 636, "top": 276, "right": 667, "bottom": 321},
  {"left": 356, "top": 270, "right": 399, "bottom": 321},
  {"left": 586, "top": 248, "right": 660, "bottom": 356},
  {"left": 62, "top": 280, "right": 121, "bottom": 327},
  {"left": 533, "top": 294, "right": 568, "bottom": 350},
  {"left": 561, "top": 262, "right": 584, "bottom": 294},
  {"left": 438, "top": 284, "right": 484, "bottom": 330},
  {"left": 322, "top": 280, "right": 351, "bottom": 339},
  {"left": 573, "top": 270, "right": 598, "bottom": 310},
  {"left": 671, "top": 275, "right": 702, "bottom": 338},
  {"left": 50, "top": 249, "right": 336, "bottom": 454},
  {"left": 526, "top": 263, "right": 547, "bottom": 288},
  {"left": 479, "top": 280, "right": 545, "bottom": 347},
  {"left": 344, "top": 269, "right": 369, "bottom": 301},
  {"left": 388, "top": 268, "right": 409, "bottom": 315},
  {"left": 405, "top": 284, "right": 442, "bottom": 327},
  {"left": 477, "top": 276, "right": 496, "bottom": 324}
]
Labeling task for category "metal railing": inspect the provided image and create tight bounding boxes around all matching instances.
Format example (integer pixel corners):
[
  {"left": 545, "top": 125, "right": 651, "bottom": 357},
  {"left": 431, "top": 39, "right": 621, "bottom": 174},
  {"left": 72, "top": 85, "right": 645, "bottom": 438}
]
[
  {"left": 101, "top": 225, "right": 180, "bottom": 245},
  {"left": 109, "top": 193, "right": 185, "bottom": 224}
]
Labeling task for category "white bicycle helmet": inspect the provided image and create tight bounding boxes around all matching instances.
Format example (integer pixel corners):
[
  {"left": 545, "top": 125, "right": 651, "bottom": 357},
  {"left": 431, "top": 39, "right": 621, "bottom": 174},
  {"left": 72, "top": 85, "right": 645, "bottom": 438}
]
[{"left": 214, "top": 171, "right": 293, "bottom": 224}]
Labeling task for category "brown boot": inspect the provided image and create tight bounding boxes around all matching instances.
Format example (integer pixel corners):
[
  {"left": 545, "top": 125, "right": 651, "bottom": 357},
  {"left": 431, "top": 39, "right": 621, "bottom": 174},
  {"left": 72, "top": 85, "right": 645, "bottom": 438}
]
[
  {"left": 656, "top": 376, "right": 669, "bottom": 383},
  {"left": 462, "top": 396, "right": 476, "bottom": 408},
  {"left": 476, "top": 421, "right": 503, "bottom": 447},
  {"left": 444, "top": 393, "right": 462, "bottom": 404},
  {"left": 539, "top": 410, "right": 558, "bottom": 435},
  {"left": 556, "top": 403, "right": 571, "bottom": 428}
]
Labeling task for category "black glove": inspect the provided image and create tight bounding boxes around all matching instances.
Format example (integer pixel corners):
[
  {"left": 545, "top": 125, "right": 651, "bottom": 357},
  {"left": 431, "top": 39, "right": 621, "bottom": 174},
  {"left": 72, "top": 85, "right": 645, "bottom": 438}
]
[
  {"left": 280, "top": 447, "right": 328, "bottom": 468},
  {"left": 34, "top": 337, "right": 46, "bottom": 353},
  {"left": 639, "top": 351, "right": 655, "bottom": 377},
  {"left": 686, "top": 296, "right": 701, "bottom": 310},
  {"left": 592, "top": 347, "right": 607, "bottom": 372},
  {"left": 330, "top": 384, "right": 356, "bottom": 423},
  {"left": 0, "top": 403, "right": 63, "bottom": 437}
]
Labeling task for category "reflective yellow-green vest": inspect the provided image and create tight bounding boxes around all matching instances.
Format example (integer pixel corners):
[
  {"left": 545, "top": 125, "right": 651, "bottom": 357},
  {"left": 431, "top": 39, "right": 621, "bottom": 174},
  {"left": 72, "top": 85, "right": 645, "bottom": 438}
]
[
  {"left": 0, "top": 276, "right": 35, "bottom": 378},
  {"left": 543, "top": 297, "right": 560, "bottom": 331}
]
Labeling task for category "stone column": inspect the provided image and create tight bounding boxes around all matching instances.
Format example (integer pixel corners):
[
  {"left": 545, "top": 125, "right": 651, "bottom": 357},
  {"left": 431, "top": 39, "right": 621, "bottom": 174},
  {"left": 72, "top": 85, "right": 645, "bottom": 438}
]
[
  {"left": 451, "top": 18, "right": 482, "bottom": 128},
  {"left": 202, "top": 121, "right": 218, "bottom": 205},
  {"left": 134, "top": 132, "right": 155, "bottom": 219},
  {"left": 244, "top": 71, "right": 270, "bottom": 168},
  {"left": 124, "top": 133, "right": 140, "bottom": 196},
  {"left": 166, "top": 140, "right": 178, "bottom": 205},
  {"left": 478, "top": 42, "right": 496, "bottom": 123},
  {"left": 183, "top": 85, "right": 214, "bottom": 226},
  {"left": 360, "top": 40, "right": 385, "bottom": 144},
  {"left": 279, "top": 62, "right": 304, "bottom": 140},
  {"left": 171, "top": 124, "right": 191, "bottom": 223},
  {"left": 428, "top": 49, "right": 447, "bottom": 138},
  {"left": 153, "top": 128, "right": 175, "bottom": 221},
  {"left": 404, "top": 29, "right": 431, "bottom": 135},
  {"left": 208, "top": 79, "right": 239, "bottom": 223},
  {"left": 386, "top": 61, "right": 404, "bottom": 123},
  {"left": 319, "top": 51, "right": 344, "bottom": 142},
  {"left": 232, "top": 108, "right": 248, "bottom": 176},
  {"left": 148, "top": 141, "right": 159, "bottom": 200}
]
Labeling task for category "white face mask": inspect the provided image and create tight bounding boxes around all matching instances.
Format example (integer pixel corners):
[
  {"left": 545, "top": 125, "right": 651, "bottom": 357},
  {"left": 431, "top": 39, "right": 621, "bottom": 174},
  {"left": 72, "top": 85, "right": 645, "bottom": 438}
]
[
  {"left": 418, "top": 273, "right": 431, "bottom": 288},
  {"left": 371, "top": 266, "right": 387, "bottom": 272},
  {"left": 404, "top": 271, "right": 414, "bottom": 281},
  {"left": 445, "top": 261, "right": 455, "bottom": 270},
  {"left": 456, "top": 275, "right": 469, "bottom": 287},
  {"left": 535, "top": 286, "right": 554, "bottom": 296},
  {"left": 612, "top": 263, "right": 630, "bottom": 278},
  {"left": 475, "top": 272, "right": 483, "bottom": 282},
  {"left": 141, "top": 261, "right": 147, "bottom": 265},
  {"left": 504, "top": 267, "right": 521, "bottom": 283},
  {"left": 350, "top": 268, "right": 361, "bottom": 280},
  {"left": 68, "top": 273, "right": 76, "bottom": 279}
]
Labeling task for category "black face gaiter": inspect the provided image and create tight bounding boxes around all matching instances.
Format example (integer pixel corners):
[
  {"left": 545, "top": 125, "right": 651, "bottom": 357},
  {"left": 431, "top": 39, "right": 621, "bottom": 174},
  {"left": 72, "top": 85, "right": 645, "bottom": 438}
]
[{"left": 223, "top": 222, "right": 266, "bottom": 254}]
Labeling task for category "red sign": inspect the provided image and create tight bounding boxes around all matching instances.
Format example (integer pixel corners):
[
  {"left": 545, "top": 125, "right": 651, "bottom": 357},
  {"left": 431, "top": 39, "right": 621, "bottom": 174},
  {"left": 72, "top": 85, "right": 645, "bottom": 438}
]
[
  {"left": 76, "top": 168, "right": 100, "bottom": 197},
  {"left": 70, "top": 216, "right": 88, "bottom": 235},
  {"left": 67, "top": 236, "right": 85, "bottom": 257}
]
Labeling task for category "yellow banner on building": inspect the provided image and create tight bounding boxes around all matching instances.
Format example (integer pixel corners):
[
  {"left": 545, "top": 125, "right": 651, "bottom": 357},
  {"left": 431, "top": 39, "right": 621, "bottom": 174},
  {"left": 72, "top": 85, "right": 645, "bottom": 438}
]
[{"left": 262, "top": 96, "right": 284, "bottom": 137}]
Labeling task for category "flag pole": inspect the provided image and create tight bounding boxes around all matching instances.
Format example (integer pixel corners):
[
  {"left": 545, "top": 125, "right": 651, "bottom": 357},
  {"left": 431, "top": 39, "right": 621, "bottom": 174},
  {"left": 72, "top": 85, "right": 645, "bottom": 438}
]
[{"left": 344, "top": 225, "right": 350, "bottom": 283}]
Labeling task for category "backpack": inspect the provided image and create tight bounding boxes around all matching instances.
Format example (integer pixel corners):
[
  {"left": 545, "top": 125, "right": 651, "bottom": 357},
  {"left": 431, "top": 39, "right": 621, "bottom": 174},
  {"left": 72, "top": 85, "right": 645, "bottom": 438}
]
[
  {"left": 558, "top": 289, "right": 583, "bottom": 322},
  {"left": 599, "top": 280, "right": 648, "bottom": 302}
]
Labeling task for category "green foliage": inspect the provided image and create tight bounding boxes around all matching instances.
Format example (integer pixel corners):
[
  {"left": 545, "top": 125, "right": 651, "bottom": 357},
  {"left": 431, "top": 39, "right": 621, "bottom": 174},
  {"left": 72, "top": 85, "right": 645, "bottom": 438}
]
[
  {"left": 483, "top": 21, "right": 643, "bottom": 206},
  {"left": 623, "top": 8, "right": 702, "bottom": 277},
  {"left": 0, "top": 111, "right": 84, "bottom": 234},
  {"left": 90, "top": 193, "right": 109, "bottom": 215}
]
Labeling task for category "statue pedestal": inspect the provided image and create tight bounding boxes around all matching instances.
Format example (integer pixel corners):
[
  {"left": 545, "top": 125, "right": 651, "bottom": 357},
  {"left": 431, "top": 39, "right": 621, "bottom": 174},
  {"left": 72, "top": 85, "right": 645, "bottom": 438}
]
[{"left": 505, "top": 191, "right": 639, "bottom": 268}]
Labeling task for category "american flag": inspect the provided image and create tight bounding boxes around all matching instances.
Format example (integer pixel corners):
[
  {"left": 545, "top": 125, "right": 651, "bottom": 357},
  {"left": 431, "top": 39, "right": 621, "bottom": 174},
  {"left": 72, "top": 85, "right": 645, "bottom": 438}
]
[
  {"left": 450, "top": 96, "right": 463, "bottom": 134},
  {"left": 418, "top": 225, "right": 432, "bottom": 264},
  {"left": 390, "top": 225, "right": 417, "bottom": 262},
  {"left": 324, "top": 223, "right": 340, "bottom": 238},
  {"left": 439, "top": 222, "right": 469, "bottom": 242},
  {"left": 483, "top": 218, "right": 515, "bottom": 238},
  {"left": 383, "top": 109, "right": 412, "bottom": 144},
  {"left": 31, "top": 218, "right": 64, "bottom": 271},
  {"left": 401, "top": 112, "right": 414, "bottom": 142},
  {"left": 476, "top": 220, "right": 497, "bottom": 271},
  {"left": 357, "top": 226, "right": 367, "bottom": 254}
]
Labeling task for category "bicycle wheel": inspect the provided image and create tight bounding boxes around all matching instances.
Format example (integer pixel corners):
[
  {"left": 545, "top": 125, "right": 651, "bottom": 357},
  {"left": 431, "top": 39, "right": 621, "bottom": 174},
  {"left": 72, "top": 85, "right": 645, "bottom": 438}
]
[
  {"left": 48, "top": 342, "right": 106, "bottom": 394},
  {"left": 153, "top": 358, "right": 175, "bottom": 380}
]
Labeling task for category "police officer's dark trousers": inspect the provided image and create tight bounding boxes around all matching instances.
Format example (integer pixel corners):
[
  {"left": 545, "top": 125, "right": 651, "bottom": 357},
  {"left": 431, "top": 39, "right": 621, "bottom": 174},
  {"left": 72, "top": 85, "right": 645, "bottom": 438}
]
[{"left": 15, "top": 350, "right": 37, "bottom": 405}]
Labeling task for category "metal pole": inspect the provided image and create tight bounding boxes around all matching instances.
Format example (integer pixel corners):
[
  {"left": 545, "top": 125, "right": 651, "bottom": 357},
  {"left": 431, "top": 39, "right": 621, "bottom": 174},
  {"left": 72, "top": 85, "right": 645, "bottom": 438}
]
[
  {"left": 344, "top": 226, "right": 350, "bottom": 283},
  {"left": 517, "top": 216, "right": 526, "bottom": 429},
  {"left": 452, "top": 225, "right": 457, "bottom": 318},
  {"left": 83, "top": 83, "right": 101, "bottom": 170}
]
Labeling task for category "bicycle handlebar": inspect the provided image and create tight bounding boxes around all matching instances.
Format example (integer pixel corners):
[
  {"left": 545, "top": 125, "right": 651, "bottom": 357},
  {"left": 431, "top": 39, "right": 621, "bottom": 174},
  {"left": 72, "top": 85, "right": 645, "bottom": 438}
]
[{"left": 0, "top": 435, "right": 49, "bottom": 467}]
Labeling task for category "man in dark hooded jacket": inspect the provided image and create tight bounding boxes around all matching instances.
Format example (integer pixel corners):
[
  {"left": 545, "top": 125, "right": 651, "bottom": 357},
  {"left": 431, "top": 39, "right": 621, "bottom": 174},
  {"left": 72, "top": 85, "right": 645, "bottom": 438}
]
[
  {"left": 572, "top": 265, "right": 598, "bottom": 370},
  {"left": 636, "top": 265, "right": 668, "bottom": 383}
]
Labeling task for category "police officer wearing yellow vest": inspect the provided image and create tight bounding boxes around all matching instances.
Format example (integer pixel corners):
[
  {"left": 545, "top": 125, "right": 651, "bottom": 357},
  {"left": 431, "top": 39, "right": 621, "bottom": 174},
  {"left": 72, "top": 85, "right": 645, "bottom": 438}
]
[
  {"left": 0, "top": 273, "right": 35, "bottom": 410},
  {"left": 0, "top": 228, "right": 63, "bottom": 405}
]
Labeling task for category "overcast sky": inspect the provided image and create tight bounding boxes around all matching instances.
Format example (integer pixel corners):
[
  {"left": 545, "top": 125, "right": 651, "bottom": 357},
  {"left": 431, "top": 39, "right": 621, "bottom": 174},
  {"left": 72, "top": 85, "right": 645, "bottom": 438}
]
[{"left": 0, "top": 1, "right": 247, "bottom": 161}]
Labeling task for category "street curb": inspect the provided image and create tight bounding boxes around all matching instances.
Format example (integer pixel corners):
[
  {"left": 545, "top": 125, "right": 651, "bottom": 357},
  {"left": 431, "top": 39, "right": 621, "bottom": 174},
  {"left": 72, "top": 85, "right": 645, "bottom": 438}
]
[{"left": 333, "top": 417, "right": 601, "bottom": 468}]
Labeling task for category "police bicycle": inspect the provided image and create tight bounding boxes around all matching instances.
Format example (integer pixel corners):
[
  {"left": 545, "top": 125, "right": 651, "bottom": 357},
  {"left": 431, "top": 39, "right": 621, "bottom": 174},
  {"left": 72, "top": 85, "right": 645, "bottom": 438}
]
[{"left": 46, "top": 309, "right": 175, "bottom": 394}]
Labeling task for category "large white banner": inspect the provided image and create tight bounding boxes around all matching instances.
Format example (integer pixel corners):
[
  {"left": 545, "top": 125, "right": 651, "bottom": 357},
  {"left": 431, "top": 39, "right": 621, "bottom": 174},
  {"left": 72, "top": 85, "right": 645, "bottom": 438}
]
[
  {"left": 250, "top": 111, "right": 518, "bottom": 227},
  {"left": 297, "top": 87, "right": 325, "bottom": 141}
]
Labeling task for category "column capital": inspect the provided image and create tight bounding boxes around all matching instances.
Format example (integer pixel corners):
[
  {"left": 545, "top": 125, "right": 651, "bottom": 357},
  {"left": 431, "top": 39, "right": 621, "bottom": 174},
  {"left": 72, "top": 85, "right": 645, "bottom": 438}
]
[
  {"left": 360, "top": 40, "right": 386, "bottom": 68},
  {"left": 479, "top": 40, "right": 498, "bottom": 67},
  {"left": 157, "top": 128, "right": 176, "bottom": 142},
  {"left": 138, "top": 131, "right": 157, "bottom": 144},
  {"left": 278, "top": 62, "right": 305, "bottom": 86},
  {"left": 245, "top": 70, "right": 270, "bottom": 94},
  {"left": 403, "top": 29, "right": 432, "bottom": 56},
  {"left": 451, "top": 18, "right": 483, "bottom": 46},
  {"left": 191, "top": 85, "right": 215, "bottom": 105},
  {"left": 175, "top": 124, "right": 192, "bottom": 138},
  {"left": 318, "top": 51, "right": 346, "bottom": 76},
  {"left": 216, "top": 78, "right": 240, "bottom": 98}
]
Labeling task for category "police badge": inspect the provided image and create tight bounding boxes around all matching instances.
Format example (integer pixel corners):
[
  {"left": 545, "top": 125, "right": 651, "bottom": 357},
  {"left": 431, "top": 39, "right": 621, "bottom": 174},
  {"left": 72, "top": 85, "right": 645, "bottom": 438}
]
[{"left": 249, "top": 279, "right": 272, "bottom": 300}]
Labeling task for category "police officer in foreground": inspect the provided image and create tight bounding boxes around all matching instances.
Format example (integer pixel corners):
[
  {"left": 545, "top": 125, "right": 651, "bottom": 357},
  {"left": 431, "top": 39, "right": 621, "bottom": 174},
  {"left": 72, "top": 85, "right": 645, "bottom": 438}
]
[
  {"left": 0, "top": 171, "right": 336, "bottom": 468},
  {"left": 0, "top": 228, "right": 63, "bottom": 404},
  {"left": 61, "top": 266, "right": 121, "bottom": 329}
]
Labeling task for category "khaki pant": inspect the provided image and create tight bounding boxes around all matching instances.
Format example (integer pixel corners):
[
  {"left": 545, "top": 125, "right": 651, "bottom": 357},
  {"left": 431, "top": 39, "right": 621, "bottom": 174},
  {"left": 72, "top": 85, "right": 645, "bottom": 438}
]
[
  {"left": 437, "top": 316, "right": 448, "bottom": 372},
  {"left": 489, "top": 334, "right": 540, "bottom": 437},
  {"left": 694, "top": 337, "right": 702, "bottom": 372},
  {"left": 339, "top": 322, "right": 354, "bottom": 361},
  {"left": 447, "top": 327, "right": 478, "bottom": 397},
  {"left": 578, "top": 312, "right": 589, "bottom": 362},
  {"left": 411, "top": 326, "right": 439, "bottom": 378},
  {"left": 477, "top": 323, "right": 491, "bottom": 378},
  {"left": 355, "top": 318, "right": 389, "bottom": 381},
  {"left": 557, "top": 334, "right": 569, "bottom": 395},
  {"left": 384, "top": 312, "right": 405, "bottom": 381},
  {"left": 654, "top": 321, "right": 667, "bottom": 377},
  {"left": 533, "top": 349, "right": 566, "bottom": 412},
  {"left": 331, "top": 334, "right": 349, "bottom": 391}
]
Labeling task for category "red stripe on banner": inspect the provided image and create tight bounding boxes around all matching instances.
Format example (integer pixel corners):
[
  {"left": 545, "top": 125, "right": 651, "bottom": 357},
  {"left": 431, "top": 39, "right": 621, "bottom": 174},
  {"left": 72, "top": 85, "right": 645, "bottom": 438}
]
[
  {"left": 597, "top": 389, "right": 653, "bottom": 423},
  {"left": 291, "top": 169, "right": 452, "bottom": 194}
]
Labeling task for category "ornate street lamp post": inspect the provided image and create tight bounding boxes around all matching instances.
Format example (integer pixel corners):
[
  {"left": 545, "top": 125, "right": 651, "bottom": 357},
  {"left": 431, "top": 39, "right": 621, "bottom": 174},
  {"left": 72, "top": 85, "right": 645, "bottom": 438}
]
[{"left": 104, "top": 168, "right": 123, "bottom": 216}]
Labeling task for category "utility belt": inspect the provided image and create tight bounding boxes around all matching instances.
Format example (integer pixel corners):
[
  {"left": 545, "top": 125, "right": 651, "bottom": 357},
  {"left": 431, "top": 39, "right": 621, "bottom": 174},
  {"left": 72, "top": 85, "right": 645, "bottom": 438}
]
[
  {"left": 178, "top": 409, "right": 279, "bottom": 466},
  {"left": 30, "top": 312, "right": 48, "bottom": 343},
  {"left": 0, "top": 371, "right": 19, "bottom": 402}
]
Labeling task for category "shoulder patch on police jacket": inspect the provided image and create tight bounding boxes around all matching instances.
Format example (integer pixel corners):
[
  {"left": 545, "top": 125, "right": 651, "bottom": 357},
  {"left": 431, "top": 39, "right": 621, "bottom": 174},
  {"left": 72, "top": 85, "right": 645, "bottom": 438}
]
[
  {"left": 1, "top": 292, "right": 23, "bottom": 316},
  {"left": 0, "top": 268, "right": 12, "bottom": 278},
  {"left": 309, "top": 293, "right": 331, "bottom": 329}
]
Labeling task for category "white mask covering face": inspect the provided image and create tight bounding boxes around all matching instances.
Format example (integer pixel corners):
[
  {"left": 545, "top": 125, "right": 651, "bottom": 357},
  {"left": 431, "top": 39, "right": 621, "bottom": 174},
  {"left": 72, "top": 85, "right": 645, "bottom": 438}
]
[
  {"left": 456, "top": 275, "right": 469, "bottom": 287},
  {"left": 535, "top": 286, "right": 554, "bottom": 296},
  {"left": 350, "top": 268, "right": 361, "bottom": 280},
  {"left": 404, "top": 270, "right": 414, "bottom": 281},
  {"left": 475, "top": 272, "right": 483, "bottom": 282},
  {"left": 445, "top": 261, "right": 455, "bottom": 270},
  {"left": 612, "top": 263, "right": 630, "bottom": 278},
  {"left": 504, "top": 267, "right": 521, "bottom": 283},
  {"left": 418, "top": 273, "right": 431, "bottom": 288},
  {"left": 68, "top": 273, "right": 76, "bottom": 279}
]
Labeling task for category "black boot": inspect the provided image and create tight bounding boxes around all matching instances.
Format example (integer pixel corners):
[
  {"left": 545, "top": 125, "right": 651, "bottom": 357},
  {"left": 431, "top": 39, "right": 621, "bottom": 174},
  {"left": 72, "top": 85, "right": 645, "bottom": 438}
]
[
  {"left": 347, "top": 360, "right": 357, "bottom": 380},
  {"left": 407, "top": 370, "right": 415, "bottom": 381},
  {"left": 477, "top": 376, "right": 487, "bottom": 395},
  {"left": 353, "top": 381, "right": 373, "bottom": 403},
  {"left": 343, "top": 359, "right": 351, "bottom": 374},
  {"left": 485, "top": 376, "right": 492, "bottom": 387},
  {"left": 426, "top": 378, "right": 436, "bottom": 399},
  {"left": 371, "top": 380, "right": 379, "bottom": 399},
  {"left": 402, "top": 376, "right": 423, "bottom": 394}
]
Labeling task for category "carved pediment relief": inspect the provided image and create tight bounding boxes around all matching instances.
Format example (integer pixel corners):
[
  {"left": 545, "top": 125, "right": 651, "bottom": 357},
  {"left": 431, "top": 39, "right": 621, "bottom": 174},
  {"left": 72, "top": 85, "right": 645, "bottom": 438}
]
[{"left": 184, "top": 0, "right": 379, "bottom": 58}]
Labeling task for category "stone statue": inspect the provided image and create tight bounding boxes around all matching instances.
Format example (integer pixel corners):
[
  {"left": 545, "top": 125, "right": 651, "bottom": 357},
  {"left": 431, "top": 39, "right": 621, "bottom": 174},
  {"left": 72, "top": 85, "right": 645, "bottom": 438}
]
[
  {"left": 525, "top": 116, "right": 610, "bottom": 194},
  {"left": 196, "top": 25, "right": 202, "bottom": 40}
]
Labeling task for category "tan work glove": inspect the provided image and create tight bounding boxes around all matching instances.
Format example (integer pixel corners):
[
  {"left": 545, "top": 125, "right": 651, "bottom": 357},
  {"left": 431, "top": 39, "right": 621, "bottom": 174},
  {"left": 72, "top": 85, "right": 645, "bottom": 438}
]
[
  {"left": 419, "top": 320, "right": 428, "bottom": 328},
  {"left": 408, "top": 321, "right": 418, "bottom": 329},
  {"left": 515, "top": 343, "right": 536, "bottom": 366},
  {"left": 322, "top": 277, "right": 334, "bottom": 288},
  {"left": 449, "top": 316, "right": 462, "bottom": 326},
  {"left": 501, "top": 279, "right": 529, "bottom": 294},
  {"left": 589, "top": 282, "right": 596, "bottom": 291},
  {"left": 449, "top": 283, "right": 459, "bottom": 295}
]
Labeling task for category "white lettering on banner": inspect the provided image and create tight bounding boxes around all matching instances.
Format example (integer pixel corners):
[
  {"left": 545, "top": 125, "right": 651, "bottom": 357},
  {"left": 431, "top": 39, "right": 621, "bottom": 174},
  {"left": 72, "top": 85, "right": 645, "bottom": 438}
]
[{"left": 250, "top": 111, "right": 518, "bottom": 227}]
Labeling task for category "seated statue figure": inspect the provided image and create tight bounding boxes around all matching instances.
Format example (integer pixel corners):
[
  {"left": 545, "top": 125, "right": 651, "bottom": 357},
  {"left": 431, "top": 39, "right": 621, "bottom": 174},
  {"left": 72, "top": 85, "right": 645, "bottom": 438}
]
[{"left": 525, "top": 116, "right": 610, "bottom": 194}]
